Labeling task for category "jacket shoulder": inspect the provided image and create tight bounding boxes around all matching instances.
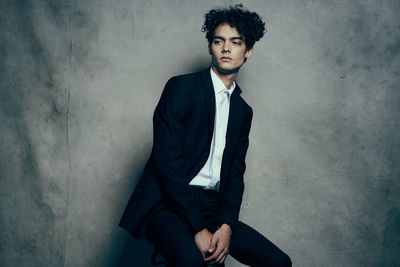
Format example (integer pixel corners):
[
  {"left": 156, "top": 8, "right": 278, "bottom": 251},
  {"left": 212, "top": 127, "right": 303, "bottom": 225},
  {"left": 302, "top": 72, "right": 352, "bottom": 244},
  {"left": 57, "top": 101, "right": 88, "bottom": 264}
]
[
  {"left": 168, "top": 71, "right": 202, "bottom": 86},
  {"left": 242, "top": 98, "right": 253, "bottom": 113},
  {"left": 157, "top": 71, "right": 204, "bottom": 117},
  {"left": 237, "top": 92, "right": 253, "bottom": 117},
  {"left": 162, "top": 71, "right": 201, "bottom": 97}
]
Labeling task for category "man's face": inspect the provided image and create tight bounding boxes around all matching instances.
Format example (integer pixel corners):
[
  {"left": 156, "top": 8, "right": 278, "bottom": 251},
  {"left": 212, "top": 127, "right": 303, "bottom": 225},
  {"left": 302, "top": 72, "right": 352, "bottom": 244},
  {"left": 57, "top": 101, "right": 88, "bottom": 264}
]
[{"left": 209, "top": 23, "right": 253, "bottom": 74}]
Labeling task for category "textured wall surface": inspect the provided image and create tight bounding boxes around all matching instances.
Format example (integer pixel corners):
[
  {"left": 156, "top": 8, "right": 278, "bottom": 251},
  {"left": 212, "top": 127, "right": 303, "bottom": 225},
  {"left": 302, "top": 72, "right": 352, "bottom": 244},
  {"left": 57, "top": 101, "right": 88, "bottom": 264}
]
[{"left": 0, "top": 0, "right": 399, "bottom": 266}]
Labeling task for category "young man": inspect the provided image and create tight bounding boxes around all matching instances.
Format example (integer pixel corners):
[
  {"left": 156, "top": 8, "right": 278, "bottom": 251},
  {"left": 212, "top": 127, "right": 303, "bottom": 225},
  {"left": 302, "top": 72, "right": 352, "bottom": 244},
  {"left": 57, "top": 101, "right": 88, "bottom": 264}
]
[{"left": 120, "top": 5, "right": 292, "bottom": 266}]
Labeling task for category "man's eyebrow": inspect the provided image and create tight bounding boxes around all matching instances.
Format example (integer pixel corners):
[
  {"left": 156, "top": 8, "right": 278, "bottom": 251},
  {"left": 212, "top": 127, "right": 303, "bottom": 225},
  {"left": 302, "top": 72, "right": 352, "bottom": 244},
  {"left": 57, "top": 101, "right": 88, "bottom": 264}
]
[
  {"left": 213, "top": 35, "right": 225, "bottom": 40},
  {"left": 213, "top": 36, "right": 244, "bottom": 40}
]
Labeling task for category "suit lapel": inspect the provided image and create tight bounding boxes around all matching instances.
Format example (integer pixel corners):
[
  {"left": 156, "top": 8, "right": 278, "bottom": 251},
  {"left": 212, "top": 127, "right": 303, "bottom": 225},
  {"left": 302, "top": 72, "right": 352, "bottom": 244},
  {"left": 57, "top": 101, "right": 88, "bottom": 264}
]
[
  {"left": 199, "top": 68, "right": 216, "bottom": 144},
  {"left": 216, "top": 87, "right": 244, "bottom": 190},
  {"left": 199, "top": 68, "right": 245, "bottom": 163},
  {"left": 225, "top": 86, "right": 243, "bottom": 151},
  {"left": 221, "top": 86, "right": 244, "bottom": 177}
]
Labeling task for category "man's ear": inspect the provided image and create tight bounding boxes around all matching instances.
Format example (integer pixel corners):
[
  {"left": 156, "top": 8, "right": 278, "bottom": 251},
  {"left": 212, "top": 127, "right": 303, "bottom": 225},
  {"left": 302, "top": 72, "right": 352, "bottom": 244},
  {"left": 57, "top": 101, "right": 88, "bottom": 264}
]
[
  {"left": 208, "top": 45, "right": 212, "bottom": 55},
  {"left": 245, "top": 47, "right": 254, "bottom": 59}
]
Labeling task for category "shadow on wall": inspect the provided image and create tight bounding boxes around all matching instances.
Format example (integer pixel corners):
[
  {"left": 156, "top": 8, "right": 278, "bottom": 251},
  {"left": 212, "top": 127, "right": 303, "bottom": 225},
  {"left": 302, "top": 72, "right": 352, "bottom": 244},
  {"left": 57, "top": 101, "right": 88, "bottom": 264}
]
[
  {"left": 381, "top": 210, "right": 400, "bottom": 266},
  {"left": 185, "top": 60, "right": 211, "bottom": 74},
  {"left": 100, "top": 154, "right": 155, "bottom": 267}
]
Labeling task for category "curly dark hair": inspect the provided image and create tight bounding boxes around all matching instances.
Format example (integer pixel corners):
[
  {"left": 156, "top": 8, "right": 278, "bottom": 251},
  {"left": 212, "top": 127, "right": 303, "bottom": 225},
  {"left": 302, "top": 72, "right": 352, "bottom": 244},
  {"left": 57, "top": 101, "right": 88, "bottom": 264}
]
[{"left": 202, "top": 4, "right": 266, "bottom": 50}]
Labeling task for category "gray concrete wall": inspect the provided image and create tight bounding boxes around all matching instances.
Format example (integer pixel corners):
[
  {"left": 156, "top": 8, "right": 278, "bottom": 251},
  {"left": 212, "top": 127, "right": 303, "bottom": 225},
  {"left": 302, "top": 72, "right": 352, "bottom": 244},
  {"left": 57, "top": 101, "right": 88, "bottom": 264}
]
[{"left": 0, "top": 0, "right": 399, "bottom": 266}]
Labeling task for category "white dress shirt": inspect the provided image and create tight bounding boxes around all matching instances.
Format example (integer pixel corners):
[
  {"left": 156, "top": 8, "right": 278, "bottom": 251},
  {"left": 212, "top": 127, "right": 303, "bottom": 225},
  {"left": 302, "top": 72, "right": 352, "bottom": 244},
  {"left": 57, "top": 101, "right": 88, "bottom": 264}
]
[{"left": 189, "top": 68, "right": 235, "bottom": 191}]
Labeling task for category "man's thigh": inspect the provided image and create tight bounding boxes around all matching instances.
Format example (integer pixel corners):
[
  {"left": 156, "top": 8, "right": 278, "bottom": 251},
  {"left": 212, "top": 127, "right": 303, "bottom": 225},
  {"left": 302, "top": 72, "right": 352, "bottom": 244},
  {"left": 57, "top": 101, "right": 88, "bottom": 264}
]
[
  {"left": 229, "top": 221, "right": 292, "bottom": 267},
  {"left": 145, "top": 208, "right": 206, "bottom": 267}
]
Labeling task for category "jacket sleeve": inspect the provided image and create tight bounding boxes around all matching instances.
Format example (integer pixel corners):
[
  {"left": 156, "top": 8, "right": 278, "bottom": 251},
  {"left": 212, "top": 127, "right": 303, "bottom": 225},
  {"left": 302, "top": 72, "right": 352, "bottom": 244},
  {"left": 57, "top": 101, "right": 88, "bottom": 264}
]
[
  {"left": 152, "top": 77, "right": 207, "bottom": 234},
  {"left": 213, "top": 107, "right": 253, "bottom": 230}
]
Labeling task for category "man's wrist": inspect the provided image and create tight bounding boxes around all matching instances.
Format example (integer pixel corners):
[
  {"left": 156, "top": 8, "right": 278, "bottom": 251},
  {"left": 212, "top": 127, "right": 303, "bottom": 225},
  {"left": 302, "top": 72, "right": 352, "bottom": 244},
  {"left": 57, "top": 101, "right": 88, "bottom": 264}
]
[
  {"left": 195, "top": 228, "right": 209, "bottom": 236},
  {"left": 219, "top": 223, "right": 232, "bottom": 235}
]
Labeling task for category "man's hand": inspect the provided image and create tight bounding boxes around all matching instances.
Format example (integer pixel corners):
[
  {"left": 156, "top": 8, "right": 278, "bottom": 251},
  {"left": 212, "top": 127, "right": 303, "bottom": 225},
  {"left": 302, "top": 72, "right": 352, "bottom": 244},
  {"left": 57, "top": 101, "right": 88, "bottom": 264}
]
[
  {"left": 194, "top": 228, "right": 213, "bottom": 258},
  {"left": 205, "top": 224, "right": 232, "bottom": 264}
]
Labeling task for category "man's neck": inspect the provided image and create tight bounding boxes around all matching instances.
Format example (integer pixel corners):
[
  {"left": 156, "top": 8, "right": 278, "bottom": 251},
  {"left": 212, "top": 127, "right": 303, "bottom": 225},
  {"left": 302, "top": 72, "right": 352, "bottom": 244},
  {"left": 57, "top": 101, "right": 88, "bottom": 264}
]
[{"left": 211, "top": 65, "right": 238, "bottom": 89}]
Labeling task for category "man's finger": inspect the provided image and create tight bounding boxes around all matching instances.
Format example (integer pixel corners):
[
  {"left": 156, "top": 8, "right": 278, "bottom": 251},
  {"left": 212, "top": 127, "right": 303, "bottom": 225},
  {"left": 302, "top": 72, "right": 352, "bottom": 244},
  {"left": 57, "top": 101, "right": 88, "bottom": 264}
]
[
  {"left": 205, "top": 249, "right": 220, "bottom": 261},
  {"left": 205, "top": 250, "right": 219, "bottom": 262},
  {"left": 200, "top": 250, "right": 206, "bottom": 258},
  {"left": 211, "top": 247, "right": 226, "bottom": 264},
  {"left": 205, "top": 244, "right": 224, "bottom": 262},
  {"left": 220, "top": 253, "right": 228, "bottom": 264},
  {"left": 208, "top": 235, "right": 217, "bottom": 253},
  {"left": 215, "top": 248, "right": 227, "bottom": 263}
]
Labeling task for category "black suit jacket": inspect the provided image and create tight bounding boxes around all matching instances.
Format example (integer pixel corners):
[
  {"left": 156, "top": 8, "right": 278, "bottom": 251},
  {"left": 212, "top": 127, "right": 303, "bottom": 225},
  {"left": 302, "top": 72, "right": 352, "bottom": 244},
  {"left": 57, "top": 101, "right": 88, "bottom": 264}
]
[{"left": 119, "top": 68, "right": 253, "bottom": 239}]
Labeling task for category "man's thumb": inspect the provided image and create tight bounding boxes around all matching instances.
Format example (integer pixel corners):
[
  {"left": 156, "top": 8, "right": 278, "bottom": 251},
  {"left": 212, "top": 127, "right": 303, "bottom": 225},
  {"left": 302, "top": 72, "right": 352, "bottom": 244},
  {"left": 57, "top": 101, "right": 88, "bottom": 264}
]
[{"left": 208, "top": 237, "right": 217, "bottom": 252}]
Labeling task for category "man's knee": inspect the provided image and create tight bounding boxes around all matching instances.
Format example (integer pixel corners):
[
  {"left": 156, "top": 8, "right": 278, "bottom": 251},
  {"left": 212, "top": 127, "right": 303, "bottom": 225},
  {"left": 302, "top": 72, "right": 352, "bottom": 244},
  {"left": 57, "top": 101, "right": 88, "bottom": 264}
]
[
  {"left": 267, "top": 252, "right": 292, "bottom": 267},
  {"left": 252, "top": 249, "right": 291, "bottom": 267},
  {"left": 280, "top": 252, "right": 292, "bottom": 267}
]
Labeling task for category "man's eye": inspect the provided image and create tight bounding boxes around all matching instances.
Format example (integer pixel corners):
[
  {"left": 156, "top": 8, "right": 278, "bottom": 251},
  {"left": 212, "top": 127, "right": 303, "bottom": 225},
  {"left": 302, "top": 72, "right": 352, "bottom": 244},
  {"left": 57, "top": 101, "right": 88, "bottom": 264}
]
[
  {"left": 233, "top": 41, "right": 242, "bottom": 45},
  {"left": 214, "top": 40, "right": 222, "bottom": 44}
]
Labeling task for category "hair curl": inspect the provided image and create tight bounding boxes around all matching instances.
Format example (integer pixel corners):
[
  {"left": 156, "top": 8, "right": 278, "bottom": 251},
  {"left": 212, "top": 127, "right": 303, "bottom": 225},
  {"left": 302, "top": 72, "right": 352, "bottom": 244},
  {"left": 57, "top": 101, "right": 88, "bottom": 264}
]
[{"left": 202, "top": 4, "right": 266, "bottom": 50}]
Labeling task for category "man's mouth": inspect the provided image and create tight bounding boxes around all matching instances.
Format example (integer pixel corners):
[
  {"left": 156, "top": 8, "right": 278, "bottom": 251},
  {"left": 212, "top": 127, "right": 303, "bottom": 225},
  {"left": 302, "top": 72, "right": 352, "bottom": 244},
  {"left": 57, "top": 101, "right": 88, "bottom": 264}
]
[{"left": 221, "top": 57, "right": 232, "bottom": 61}]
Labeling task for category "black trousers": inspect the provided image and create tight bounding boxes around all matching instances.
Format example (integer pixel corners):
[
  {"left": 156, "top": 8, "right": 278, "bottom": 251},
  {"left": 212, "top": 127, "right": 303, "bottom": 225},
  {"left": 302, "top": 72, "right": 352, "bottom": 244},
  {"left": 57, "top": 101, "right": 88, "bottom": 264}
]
[{"left": 145, "top": 189, "right": 292, "bottom": 267}]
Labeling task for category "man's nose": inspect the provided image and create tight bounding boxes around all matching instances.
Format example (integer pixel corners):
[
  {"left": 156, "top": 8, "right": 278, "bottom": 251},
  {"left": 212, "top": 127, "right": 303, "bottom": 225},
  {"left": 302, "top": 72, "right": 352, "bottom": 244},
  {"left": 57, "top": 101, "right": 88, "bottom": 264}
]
[{"left": 222, "top": 43, "right": 231, "bottom": 53}]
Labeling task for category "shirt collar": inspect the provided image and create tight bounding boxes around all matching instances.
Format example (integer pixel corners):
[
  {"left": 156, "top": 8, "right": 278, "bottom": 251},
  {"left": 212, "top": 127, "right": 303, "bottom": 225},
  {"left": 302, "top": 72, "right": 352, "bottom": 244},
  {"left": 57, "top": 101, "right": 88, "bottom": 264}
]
[{"left": 210, "top": 67, "right": 235, "bottom": 96}]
